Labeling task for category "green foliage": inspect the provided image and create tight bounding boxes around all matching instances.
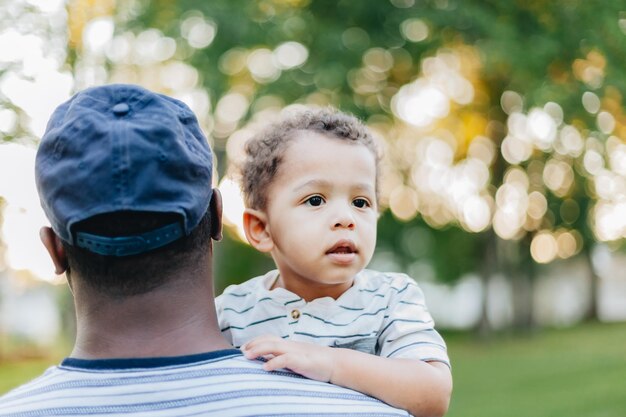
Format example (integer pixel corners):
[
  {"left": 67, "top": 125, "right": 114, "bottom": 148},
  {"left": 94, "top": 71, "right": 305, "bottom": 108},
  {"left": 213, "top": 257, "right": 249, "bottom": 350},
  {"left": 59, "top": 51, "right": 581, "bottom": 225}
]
[
  {"left": 108, "top": 0, "right": 626, "bottom": 289},
  {"left": 376, "top": 211, "right": 484, "bottom": 283},
  {"left": 213, "top": 229, "right": 275, "bottom": 295}
]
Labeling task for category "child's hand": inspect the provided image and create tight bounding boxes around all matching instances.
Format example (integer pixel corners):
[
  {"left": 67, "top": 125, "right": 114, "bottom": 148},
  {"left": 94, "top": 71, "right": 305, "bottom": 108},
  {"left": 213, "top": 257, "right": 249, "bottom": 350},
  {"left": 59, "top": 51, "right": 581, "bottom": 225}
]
[{"left": 241, "top": 335, "right": 335, "bottom": 382}]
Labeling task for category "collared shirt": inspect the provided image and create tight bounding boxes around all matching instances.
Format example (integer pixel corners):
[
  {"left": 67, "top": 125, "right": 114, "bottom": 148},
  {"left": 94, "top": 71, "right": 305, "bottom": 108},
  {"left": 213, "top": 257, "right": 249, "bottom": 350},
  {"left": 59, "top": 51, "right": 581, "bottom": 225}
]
[
  {"left": 216, "top": 269, "right": 449, "bottom": 366},
  {"left": 0, "top": 350, "right": 409, "bottom": 416}
]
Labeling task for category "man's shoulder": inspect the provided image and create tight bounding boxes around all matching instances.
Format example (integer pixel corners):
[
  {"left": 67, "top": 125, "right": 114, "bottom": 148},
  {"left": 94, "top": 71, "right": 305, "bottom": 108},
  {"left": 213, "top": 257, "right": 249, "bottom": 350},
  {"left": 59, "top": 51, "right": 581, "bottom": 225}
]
[
  {"left": 0, "top": 355, "right": 409, "bottom": 416},
  {"left": 193, "top": 356, "right": 410, "bottom": 415}
]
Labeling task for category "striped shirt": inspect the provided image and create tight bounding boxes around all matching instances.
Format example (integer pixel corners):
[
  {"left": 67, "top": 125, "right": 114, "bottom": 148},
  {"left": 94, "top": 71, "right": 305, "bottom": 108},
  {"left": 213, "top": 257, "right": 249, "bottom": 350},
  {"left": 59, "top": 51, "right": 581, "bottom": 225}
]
[
  {"left": 216, "top": 270, "right": 449, "bottom": 366},
  {"left": 0, "top": 350, "right": 409, "bottom": 416}
]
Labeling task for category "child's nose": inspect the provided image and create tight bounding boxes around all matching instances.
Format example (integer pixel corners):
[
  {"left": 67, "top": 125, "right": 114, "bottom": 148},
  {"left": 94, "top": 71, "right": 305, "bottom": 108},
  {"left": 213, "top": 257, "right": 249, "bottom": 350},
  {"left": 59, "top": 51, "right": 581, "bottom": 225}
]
[
  {"left": 332, "top": 206, "right": 355, "bottom": 229},
  {"left": 334, "top": 219, "right": 355, "bottom": 229}
]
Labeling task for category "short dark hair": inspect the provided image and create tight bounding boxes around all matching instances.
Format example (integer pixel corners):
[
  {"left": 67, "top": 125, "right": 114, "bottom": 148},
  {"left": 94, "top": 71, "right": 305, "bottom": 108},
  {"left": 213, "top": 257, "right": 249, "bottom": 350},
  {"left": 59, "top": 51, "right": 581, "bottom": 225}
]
[
  {"left": 63, "top": 210, "right": 212, "bottom": 298},
  {"left": 241, "top": 107, "right": 380, "bottom": 210}
]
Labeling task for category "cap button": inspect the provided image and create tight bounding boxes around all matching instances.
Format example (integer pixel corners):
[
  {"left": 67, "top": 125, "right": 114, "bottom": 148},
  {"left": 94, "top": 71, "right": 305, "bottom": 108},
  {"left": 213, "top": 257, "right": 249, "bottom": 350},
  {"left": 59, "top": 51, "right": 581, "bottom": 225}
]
[{"left": 112, "top": 103, "right": 130, "bottom": 116}]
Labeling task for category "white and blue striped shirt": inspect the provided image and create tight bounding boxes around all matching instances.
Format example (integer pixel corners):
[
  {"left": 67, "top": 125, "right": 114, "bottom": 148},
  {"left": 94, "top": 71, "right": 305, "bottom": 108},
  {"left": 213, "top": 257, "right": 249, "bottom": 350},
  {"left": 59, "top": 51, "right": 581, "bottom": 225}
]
[
  {"left": 216, "top": 270, "right": 449, "bottom": 366},
  {"left": 0, "top": 350, "right": 409, "bottom": 416}
]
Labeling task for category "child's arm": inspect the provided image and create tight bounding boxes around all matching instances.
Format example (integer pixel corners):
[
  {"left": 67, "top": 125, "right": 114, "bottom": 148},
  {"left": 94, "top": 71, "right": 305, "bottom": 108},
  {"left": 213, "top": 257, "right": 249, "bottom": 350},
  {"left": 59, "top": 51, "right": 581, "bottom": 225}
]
[{"left": 242, "top": 335, "right": 452, "bottom": 417}]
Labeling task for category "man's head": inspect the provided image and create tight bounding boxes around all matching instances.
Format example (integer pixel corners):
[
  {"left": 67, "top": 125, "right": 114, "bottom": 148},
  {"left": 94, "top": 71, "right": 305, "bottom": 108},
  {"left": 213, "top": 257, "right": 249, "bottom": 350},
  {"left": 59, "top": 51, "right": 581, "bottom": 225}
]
[
  {"left": 36, "top": 84, "right": 221, "bottom": 297},
  {"left": 240, "top": 108, "right": 381, "bottom": 300},
  {"left": 241, "top": 107, "right": 381, "bottom": 211}
]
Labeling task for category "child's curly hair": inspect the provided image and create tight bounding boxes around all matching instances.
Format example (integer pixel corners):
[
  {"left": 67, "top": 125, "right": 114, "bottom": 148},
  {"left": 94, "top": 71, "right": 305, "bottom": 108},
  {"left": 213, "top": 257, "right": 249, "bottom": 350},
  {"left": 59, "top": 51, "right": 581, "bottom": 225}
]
[{"left": 241, "top": 107, "right": 381, "bottom": 210}]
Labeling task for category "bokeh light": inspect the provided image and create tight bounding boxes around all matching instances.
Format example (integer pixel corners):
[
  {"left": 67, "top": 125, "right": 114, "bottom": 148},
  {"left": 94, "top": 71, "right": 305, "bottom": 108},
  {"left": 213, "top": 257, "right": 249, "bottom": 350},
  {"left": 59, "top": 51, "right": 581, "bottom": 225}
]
[
  {"left": 597, "top": 111, "right": 616, "bottom": 134},
  {"left": 273, "top": 41, "right": 308, "bottom": 69},
  {"left": 389, "top": 185, "right": 419, "bottom": 221},
  {"left": 218, "top": 176, "right": 247, "bottom": 241},
  {"left": 582, "top": 91, "right": 601, "bottom": 114},
  {"left": 400, "top": 18, "right": 429, "bottom": 42},
  {"left": 83, "top": 17, "right": 114, "bottom": 53},
  {"left": 391, "top": 50, "right": 474, "bottom": 128},
  {"left": 247, "top": 48, "right": 281, "bottom": 83},
  {"left": 181, "top": 15, "right": 217, "bottom": 49}
]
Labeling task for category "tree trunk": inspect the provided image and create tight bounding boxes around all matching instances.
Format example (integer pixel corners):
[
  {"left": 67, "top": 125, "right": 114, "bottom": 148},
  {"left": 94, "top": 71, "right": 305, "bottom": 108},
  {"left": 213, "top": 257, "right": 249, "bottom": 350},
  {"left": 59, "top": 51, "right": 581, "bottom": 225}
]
[
  {"left": 511, "top": 262, "right": 534, "bottom": 331},
  {"left": 506, "top": 237, "right": 535, "bottom": 332},
  {"left": 477, "top": 231, "right": 497, "bottom": 338},
  {"left": 582, "top": 246, "right": 599, "bottom": 322}
]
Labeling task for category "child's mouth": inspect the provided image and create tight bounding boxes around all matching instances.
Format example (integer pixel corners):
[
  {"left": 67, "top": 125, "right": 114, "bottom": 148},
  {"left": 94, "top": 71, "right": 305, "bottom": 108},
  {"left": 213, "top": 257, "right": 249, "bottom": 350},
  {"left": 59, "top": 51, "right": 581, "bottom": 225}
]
[
  {"left": 330, "top": 247, "right": 354, "bottom": 254},
  {"left": 326, "top": 240, "right": 357, "bottom": 264},
  {"left": 326, "top": 240, "right": 357, "bottom": 254}
]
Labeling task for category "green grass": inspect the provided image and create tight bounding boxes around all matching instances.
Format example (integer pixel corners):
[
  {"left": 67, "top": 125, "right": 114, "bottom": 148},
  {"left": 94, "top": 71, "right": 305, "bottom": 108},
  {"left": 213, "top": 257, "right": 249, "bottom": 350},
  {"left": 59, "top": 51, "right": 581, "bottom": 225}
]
[
  {"left": 1, "top": 322, "right": 625, "bottom": 417},
  {"left": 445, "top": 321, "right": 626, "bottom": 417},
  {"left": 0, "top": 358, "right": 60, "bottom": 395}
]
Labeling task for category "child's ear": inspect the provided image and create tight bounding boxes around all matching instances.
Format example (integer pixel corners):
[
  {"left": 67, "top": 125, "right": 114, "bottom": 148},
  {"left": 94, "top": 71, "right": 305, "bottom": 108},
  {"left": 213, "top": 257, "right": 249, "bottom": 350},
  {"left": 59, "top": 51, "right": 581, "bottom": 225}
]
[{"left": 243, "top": 208, "right": 274, "bottom": 253}]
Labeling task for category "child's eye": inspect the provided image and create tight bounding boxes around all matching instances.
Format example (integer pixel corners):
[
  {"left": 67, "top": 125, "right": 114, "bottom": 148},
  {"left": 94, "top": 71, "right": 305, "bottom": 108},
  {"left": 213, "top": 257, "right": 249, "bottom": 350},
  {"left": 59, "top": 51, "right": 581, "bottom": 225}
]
[
  {"left": 305, "top": 195, "right": 325, "bottom": 206},
  {"left": 352, "top": 198, "right": 370, "bottom": 208}
]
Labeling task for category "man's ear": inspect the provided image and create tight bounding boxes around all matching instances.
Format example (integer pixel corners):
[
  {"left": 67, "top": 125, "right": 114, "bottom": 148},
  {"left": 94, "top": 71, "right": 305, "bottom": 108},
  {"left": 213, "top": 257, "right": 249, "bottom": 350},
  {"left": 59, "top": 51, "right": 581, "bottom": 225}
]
[
  {"left": 209, "top": 188, "right": 223, "bottom": 241},
  {"left": 40, "top": 227, "right": 68, "bottom": 275},
  {"left": 243, "top": 208, "right": 273, "bottom": 253}
]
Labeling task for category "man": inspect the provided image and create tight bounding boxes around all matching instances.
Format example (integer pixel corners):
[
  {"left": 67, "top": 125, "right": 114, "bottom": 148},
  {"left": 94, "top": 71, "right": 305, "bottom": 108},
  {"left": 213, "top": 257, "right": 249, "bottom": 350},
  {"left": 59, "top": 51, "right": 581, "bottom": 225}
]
[{"left": 0, "top": 84, "right": 409, "bottom": 416}]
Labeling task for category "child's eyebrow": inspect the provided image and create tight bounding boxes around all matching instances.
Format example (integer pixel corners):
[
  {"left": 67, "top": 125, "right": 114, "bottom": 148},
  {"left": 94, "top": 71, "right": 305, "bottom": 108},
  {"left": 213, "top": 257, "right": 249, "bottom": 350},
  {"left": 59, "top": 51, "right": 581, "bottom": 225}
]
[
  {"left": 292, "top": 179, "right": 332, "bottom": 192},
  {"left": 292, "top": 179, "right": 375, "bottom": 194},
  {"left": 352, "top": 183, "right": 376, "bottom": 194}
]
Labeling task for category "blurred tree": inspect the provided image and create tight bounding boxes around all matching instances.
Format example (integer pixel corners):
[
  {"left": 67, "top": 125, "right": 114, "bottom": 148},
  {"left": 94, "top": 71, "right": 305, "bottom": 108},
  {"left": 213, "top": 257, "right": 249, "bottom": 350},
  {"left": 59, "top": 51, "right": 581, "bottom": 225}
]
[
  {"left": 0, "top": 2, "right": 53, "bottom": 145},
  {"left": 66, "top": 0, "right": 626, "bottom": 330}
]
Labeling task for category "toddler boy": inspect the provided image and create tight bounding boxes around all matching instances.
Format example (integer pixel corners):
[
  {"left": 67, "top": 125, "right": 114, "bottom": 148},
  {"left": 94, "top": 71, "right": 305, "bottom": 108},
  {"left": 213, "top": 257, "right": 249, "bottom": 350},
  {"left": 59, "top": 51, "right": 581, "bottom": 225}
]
[{"left": 216, "top": 108, "right": 452, "bottom": 416}]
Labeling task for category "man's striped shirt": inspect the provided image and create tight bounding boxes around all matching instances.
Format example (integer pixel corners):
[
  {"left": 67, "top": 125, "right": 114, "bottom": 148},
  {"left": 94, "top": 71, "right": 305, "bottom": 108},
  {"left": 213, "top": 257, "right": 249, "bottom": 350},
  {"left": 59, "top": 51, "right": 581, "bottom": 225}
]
[
  {"left": 216, "top": 270, "right": 449, "bottom": 366},
  {"left": 0, "top": 350, "right": 409, "bottom": 416}
]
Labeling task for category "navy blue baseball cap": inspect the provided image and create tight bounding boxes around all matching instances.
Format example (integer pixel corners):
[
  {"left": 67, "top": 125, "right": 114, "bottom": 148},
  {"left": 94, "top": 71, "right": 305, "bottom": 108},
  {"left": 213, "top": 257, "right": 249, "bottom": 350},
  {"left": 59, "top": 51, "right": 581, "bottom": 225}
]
[{"left": 35, "top": 84, "right": 213, "bottom": 256}]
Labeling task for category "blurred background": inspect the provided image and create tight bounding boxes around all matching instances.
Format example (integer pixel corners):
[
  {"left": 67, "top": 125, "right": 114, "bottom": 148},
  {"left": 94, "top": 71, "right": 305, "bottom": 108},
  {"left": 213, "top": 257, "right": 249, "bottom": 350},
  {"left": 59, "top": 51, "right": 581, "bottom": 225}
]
[{"left": 1, "top": 0, "right": 625, "bottom": 416}]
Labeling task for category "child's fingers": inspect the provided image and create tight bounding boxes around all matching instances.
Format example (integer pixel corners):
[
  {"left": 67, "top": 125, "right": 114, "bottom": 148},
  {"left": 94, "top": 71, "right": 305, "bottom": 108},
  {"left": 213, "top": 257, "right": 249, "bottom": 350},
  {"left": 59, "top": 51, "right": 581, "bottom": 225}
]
[
  {"left": 262, "top": 354, "right": 292, "bottom": 372},
  {"left": 242, "top": 337, "right": 290, "bottom": 359},
  {"left": 242, "top": 335, "right": 282, "bottom": 351},
  {"left": 263, "top": 353, "right": 329, "bottom": 383},
  {"left": 241, "top": 348, "right": 260, "bottom": 360},
  {"left": 263, "top": 353, "right": 299, "bottom": 372}
]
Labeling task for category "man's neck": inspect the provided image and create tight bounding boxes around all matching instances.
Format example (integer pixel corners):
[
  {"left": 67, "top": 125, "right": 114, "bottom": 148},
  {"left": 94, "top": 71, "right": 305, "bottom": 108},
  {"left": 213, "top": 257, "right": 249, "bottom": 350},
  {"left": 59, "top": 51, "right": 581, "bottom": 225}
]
[{"left": 70, "top": 278, "right": 232, "bottom": 359}]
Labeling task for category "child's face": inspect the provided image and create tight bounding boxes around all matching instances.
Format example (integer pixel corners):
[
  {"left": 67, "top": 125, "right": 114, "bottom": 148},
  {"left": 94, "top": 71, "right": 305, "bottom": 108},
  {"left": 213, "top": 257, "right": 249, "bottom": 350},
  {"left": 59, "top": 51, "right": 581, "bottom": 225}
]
[{"left": 263, "top": 131, "right": 378, "bottom": 299}]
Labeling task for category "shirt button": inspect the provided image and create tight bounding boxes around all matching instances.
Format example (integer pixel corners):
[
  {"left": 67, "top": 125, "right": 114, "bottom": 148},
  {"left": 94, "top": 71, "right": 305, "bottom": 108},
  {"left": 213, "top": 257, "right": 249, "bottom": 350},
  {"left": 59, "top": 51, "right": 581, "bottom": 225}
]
[{"left": 291, "top": 309, "right": 301, "bottom": 320}]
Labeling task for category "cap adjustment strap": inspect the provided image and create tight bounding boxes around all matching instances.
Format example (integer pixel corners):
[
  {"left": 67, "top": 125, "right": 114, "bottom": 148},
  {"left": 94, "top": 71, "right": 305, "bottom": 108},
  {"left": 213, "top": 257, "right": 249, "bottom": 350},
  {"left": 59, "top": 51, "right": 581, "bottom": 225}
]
[{"left": 75, "top": 222, "right": 184, "bottom": 256}]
